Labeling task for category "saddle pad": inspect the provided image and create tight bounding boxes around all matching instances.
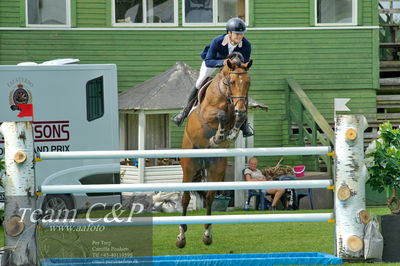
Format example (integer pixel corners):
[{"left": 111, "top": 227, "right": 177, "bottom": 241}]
[
  {"left": 188, "top": 77, "right": 213, "bottom": 117},
  {"left": 197, "top": 77, "right": 213, "bottom": 105}
]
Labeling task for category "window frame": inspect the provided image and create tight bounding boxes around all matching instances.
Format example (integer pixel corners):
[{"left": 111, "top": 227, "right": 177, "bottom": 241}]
[
  {"left": 182, "top": 0, "right": 249, "bottom": 27},
  {"left": 314, "top": 0, "right": 357, "bottom": 26},
  {"left": 86, "top": 76, "right": 105, "bottom": 122},
  {"left": 112, "top": 0, "right": 178, "bottom": 27},
  {"left": 25, "top": 0, "right": 71, "bottom": 28}
]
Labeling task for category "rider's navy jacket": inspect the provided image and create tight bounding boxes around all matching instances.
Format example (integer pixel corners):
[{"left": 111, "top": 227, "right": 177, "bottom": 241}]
[{"left": 200, "top": 34, "right": 251, "bottom": 68}]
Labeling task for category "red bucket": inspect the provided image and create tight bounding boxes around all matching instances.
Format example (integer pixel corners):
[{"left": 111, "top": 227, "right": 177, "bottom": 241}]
[{"left": 293, "top": 165, "right": 305, "bottom": 178}]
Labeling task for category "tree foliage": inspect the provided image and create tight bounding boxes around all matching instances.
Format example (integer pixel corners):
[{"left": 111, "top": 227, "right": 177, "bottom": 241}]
[{"left": 365, "top": 122, "right": 400, "bottom": 214}]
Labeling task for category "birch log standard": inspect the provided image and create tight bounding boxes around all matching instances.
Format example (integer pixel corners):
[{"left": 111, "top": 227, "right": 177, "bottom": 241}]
[
  {"left": 335, "top": 115, "right": 369, "bottom": 259},
  {"left": 0, "top": 122, "right": 37, "bottom": 265}
]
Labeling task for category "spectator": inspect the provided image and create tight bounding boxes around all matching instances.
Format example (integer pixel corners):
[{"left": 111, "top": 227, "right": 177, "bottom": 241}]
[{"left": 244, "top": 157, "right": 286, "bottom": 211}]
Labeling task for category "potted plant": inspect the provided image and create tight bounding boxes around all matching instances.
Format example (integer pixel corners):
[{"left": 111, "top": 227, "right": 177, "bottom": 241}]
[{"left": 365, "top": 121, "right": 400, "bottom": 262}]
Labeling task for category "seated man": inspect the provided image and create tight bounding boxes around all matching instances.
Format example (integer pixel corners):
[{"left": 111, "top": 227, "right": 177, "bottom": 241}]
[{"left": 244, "top": 157, "right": 286, "bottom": 211}]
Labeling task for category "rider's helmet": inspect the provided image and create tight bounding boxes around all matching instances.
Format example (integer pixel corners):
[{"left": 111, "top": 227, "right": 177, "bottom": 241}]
[{"left": 226, "top": 18, "right": 246, "bottom": 34}]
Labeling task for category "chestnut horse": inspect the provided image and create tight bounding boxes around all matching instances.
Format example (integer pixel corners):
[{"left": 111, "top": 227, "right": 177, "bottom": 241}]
[{"left": 176, "top": 54, "right": 253, "bottom": 248}]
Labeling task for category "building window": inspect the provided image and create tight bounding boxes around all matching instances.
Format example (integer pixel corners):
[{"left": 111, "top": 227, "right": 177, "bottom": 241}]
[
  {"left": 86, "top": 76, "right": 104, "bottom": 122},
  {"left": 316, "top": 0, "right": 357, "bottom": 25},
  {"left": 113, "top": 0, "right": 178, "bottom": 26},
  {"left": 183, "top": 0, "right": 248, "bottom": 26},
  {"left": 26, "top": 0, "right": 70, "bottom": 27}
]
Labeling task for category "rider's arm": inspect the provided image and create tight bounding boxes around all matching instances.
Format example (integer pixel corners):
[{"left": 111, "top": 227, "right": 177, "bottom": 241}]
[
  {"left": 241, "top": 40, "right": 252, "bottom": 63},
  {"left": 244, "top": 171, "right": 266, "bottom": 182},
  {"left": 204, "top": 38, "right": 224, "bottom": 68}
]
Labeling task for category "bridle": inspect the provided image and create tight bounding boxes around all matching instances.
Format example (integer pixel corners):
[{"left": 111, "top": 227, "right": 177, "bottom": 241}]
[{"left": 220, "top": 70, "right": 249, "bottom": 107}]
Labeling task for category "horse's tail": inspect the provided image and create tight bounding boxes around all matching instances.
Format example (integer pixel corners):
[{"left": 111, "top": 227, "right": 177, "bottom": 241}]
[
  {"left": 195, "top": 191, "right": 206, "bottom": 199},
  {"left": 192, "top": 168, "right": 207, "bottom": 199}
]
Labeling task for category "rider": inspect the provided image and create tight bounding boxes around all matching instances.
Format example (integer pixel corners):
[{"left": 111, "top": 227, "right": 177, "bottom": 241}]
[{"left": 172, "top": 17, "right": 254, "bottom": 137}]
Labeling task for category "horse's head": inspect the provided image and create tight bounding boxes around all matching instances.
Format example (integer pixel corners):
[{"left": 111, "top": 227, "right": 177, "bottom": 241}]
[{"left": 222, "top": 54, "right": 253, "bottom": 118}]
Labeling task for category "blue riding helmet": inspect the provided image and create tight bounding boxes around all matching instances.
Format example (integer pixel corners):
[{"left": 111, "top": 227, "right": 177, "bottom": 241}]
[{"left": 226, "top": 18, "right": 246, "bottom": 34}]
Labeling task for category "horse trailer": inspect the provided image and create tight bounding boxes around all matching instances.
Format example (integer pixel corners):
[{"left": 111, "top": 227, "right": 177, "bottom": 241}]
[{"left": 0, "top": 60, "right": 120, "bottom": 213}]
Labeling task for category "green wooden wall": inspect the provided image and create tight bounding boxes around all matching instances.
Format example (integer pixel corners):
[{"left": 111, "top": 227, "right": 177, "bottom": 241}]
[
  {"left": 0, "top": 0, "right": 378, "bottom": 28},
  {"left": 0, "top": 0, "right": 379, "bottom": 168}
]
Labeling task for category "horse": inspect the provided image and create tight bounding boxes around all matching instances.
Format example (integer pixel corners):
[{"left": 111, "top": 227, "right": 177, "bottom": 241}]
[{"left": 176, "top": 53, "right": 253, "bottom": 248}]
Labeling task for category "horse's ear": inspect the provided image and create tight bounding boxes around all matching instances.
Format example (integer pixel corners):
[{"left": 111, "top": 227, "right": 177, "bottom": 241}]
[
  {"left": 244, "top": 59, "right": 253, "bottom": 70},
  {"left": 226, "top": 59, "right": 234, "bottom": 70}
]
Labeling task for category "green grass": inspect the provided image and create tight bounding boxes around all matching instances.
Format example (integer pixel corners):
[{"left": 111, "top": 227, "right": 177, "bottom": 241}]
[
  {"left": 1, "top": 207, "right": 400, "bottom": 265},
  {"left": 152, "top": 208, "right": 335, "bottom": 256},
  {"left": 152, "top": 207, "right": 399, "bottom": 266}
]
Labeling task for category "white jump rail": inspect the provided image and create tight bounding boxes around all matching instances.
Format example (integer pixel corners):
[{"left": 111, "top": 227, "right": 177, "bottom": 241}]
[
  {"left": 37, "top": 146, "right": 331, "bottom": 160},
  {"left": 0, "top": 109, "right": 367, "bottom": 262},
  {"left": 39, "top": 213, "right": 334, "bottom": 228},
  {"left": 40, "top": 180, "right": 333, "bottom": 194}
]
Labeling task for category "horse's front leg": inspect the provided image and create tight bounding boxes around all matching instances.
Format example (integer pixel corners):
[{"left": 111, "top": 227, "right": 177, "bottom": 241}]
[
  {"left": 203, "top": 190, "right": 216, "bottom": 245},
  {"left": 209, "top": 110, "right": 227, "bottom": 147},
  {"left": 226, "top": 111, "right": 246, "bottom": 141}
]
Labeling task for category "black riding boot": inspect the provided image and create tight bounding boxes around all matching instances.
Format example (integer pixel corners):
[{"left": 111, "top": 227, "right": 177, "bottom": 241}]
[
  {"left": 240, "top": 120, "right": 254, "bottom": 137},
  {"left": 172, "top": 86, "right": 198, "bottom": 126}
]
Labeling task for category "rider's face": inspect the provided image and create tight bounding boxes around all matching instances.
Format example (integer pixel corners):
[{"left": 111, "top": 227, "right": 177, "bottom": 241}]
[{"left": 228, "top": 32, "right": 244, "bottom": 45}]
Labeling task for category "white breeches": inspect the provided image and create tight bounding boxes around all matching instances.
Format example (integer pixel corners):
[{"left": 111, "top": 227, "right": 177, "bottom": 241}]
[{"left": 196, "top": 61, "right": 216, "bottom": 89}]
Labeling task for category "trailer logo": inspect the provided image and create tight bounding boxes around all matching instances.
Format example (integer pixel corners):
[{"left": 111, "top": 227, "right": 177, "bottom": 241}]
[
  {"left": 33, "top": 121, "right": 70, "bottom": 142},
  {"left": 0, "top": 121, "right": 70, "bottom": 146},
  {"left": 8, "top": 82, "right": 33, "bottom": 112}
]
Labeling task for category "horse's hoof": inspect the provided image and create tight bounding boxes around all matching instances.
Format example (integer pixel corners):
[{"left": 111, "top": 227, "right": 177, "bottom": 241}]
[
  {"left": 176, "top": 237, "right": 186, "bottom": 248},
  {"left": 203, "top": 235, "right": 212, "bottom": 246}
]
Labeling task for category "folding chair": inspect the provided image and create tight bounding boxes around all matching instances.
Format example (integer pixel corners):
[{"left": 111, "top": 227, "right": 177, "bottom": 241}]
[
  {"left": 246, "top": 189, "right": 272, "bottom": 210},
  {"left": 278, "top": 175, "right": 314, "bottom": 210}
]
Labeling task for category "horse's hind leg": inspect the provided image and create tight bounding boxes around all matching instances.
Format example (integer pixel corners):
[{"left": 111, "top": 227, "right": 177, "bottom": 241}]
[
  {"left": 176, "top": 191, "right": 190, "bottom": 248},
  {"left": 176, "top": 156, "right": 200, "bottom": 248},
  {"left": 203, "top": 190, "right": 216, "bottom": 245},
  {"left": 203, "top": 157, "right": 227, "bottom": 246}
]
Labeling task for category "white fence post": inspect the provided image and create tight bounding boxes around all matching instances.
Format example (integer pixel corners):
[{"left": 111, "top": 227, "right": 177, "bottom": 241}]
[
  {"left": 0, "top": 122, "right": 36, "bottom": 265},
  {"left": 334, "top": 115, "right": 369, "bottom": 259}
]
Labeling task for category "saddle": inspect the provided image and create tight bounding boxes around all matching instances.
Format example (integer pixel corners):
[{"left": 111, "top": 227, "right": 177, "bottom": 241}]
[
  {"left": 188, "top": 77, "right": 213, "bottom": 116},
  {"left": 196, "top": 77, "right": 213, "bottom": 106}
]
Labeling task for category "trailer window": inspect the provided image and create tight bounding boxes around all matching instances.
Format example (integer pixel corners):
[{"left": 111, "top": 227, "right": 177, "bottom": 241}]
[
  {"left": 86, "top": 76, "right": 104, "bottom": 122},
  {"left": 80, "top": 173, "right": 120, "bottom": 196}
]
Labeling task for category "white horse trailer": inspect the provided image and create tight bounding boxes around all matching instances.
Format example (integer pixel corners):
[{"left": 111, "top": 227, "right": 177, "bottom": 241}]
[{"left": 0, "top": 60, "right": 120, "bottom": 212}]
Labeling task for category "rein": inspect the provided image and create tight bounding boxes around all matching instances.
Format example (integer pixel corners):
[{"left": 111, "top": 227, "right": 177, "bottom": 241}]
[{"left": 229, "top": 71, "right": 248, "bottom": 75}]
